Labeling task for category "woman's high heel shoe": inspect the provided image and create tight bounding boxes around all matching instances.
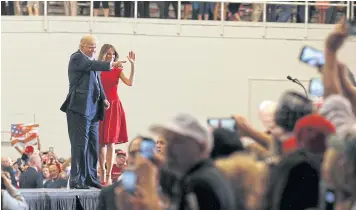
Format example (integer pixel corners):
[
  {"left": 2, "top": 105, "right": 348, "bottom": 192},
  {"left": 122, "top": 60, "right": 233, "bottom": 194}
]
[
  {"left": 99, "top": 168, "right": 106, "bottom": 186},
  {"left": 106, "top": 174, "right": 112, "bottom": 186}
]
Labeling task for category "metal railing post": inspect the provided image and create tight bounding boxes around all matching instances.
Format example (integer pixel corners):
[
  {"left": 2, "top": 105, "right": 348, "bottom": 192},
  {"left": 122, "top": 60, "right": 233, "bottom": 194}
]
[
  {"left": 177, "top": 0, "right": 181, "bottom": 35},
  {"left": 89, "top": 0, "right": 93, "bottom": 33},
  {"left": 262, "top": 0, "right": 267, "bottom": 38},
  {"left": 134, "top": 1, "right": 138, "bottom": 34},
  {"left": 346, "top": 1, "right": 350, "bottom": 20},
  {"left": 304, "top": 0, "right": 309, "bottom": 39},
  {"left": 43, "top": 1, "right": 48, "bottom": 32},
  {"left": 220, "top": 1, "right": 224, "bottom": 36},
  {"left": 352, "top": 1, "right": 355, "bottom": 20}
]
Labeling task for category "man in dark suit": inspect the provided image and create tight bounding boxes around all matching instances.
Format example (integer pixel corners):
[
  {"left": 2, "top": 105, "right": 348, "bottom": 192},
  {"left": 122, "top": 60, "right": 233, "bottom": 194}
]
[
  {"left": 97, "top": 136, "right": 142, "bottom": 210},
  {"left": 62, "top": 34, "right": 122, "bottom": 189},
  {"left": 19, "top": 154, "right": 43, "bottom": 189}
]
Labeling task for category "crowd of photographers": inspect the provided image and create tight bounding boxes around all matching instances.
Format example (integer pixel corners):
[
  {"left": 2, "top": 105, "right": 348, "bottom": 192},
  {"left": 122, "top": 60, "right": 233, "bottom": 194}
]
[{"left": 1, "top": 17, "right": 356, "bottom": 210}]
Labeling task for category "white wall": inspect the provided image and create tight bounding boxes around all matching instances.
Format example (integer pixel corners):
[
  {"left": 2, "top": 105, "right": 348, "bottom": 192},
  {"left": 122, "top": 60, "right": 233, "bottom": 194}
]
[{"left": 1, "top": 17, "right": 356, "bottom": 159}]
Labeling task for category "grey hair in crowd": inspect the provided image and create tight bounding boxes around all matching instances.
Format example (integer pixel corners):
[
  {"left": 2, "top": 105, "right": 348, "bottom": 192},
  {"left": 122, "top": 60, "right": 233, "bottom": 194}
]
[
  {"left": 320, "top": 95, "right": 356, "bottom": 139},
  {"left": 328, "top": 125, "right": 356, "bottom": 197}
]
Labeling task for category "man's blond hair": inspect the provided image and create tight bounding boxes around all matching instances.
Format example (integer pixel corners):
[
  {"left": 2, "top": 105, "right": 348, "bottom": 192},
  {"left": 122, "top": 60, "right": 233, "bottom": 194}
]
[{"left": 79, "top": 34, "right": 98, "bottom": 48}]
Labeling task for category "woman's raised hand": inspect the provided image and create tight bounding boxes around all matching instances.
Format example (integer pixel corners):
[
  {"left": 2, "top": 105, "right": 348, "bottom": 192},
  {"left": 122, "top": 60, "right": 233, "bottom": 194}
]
[{"left": 127, "top": 51, "right": 136, "bottom": 65}]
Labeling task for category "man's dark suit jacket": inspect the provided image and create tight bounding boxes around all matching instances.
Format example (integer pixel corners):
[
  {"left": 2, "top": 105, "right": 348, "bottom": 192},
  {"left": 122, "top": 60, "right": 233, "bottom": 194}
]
[
  {"left": 66, "top": 50, "right": 111, "bottom": 120},
  {"left": 44, "top": 178, "right": 68, "bottom": 188},
  {"left": 19, "top": 167, "right": 43, "bottom": 189},
  {"left": 97, "top": 181, "right": 121, "bottom": 210}
]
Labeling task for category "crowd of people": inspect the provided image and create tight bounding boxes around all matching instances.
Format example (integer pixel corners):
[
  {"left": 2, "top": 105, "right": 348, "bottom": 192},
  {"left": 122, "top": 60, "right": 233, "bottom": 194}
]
[
  {"left": 0, "top": 143, "right": 130, "bottom": 208},
  {"left": 94, "top": 18, "right": 354, "bottom": 210},
  {"left": 99, "top": 17, "right": 356, "bottom": 210},
  {"left": 1, "top": 1, "right": 355, "bottom": 23}
]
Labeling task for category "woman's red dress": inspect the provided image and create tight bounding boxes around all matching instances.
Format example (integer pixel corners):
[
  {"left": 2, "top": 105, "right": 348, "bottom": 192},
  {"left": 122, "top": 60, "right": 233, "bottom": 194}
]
[{"left": 99, "top": 68, "right": 128, "bottom": 145}]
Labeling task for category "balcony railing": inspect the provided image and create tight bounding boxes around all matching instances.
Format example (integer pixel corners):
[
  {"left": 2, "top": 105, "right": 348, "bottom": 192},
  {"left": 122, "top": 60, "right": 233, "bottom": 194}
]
[{"left": 1, "top": 1, "right": 355, "bottom": 37}]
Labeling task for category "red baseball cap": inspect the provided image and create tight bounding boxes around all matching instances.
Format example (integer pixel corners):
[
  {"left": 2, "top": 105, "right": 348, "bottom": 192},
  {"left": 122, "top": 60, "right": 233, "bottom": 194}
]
[
  {"left": 294, "top": 114, "right": 336, "bottom": 153},
  {"left": 294, "top": 114, "right": 335, "bottom": 135},
  {"left": 116, "top": 149, "right": 126, "bottom": 156},
  {"left": 25, "top": 146, "right": 34, "bottom": 154}
]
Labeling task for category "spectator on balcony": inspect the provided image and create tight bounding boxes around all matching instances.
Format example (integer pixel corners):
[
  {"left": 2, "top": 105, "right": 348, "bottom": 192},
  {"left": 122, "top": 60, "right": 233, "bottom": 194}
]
[
  {"left": 24, "top": 1, "right": 39, "bottom": 16},
  {"left": 252, "top": 3, "right": 263, "bottom": 22},
  {"left": 114, "top": 1, "right": 133, "bottom": 18},
  {"left": 213, "top": 2, "right": 229, "bottom": 21},
  {"left": 268, "top": 2, "right": 313, "bottom": 23},
  {"left": 94, "top": 1, "right": 109, "bottom": 17},
  {"left": 321, "top": 1, "right": 345, "bottom": 24},
  {"left": 228, "top": 3, "right": 241, "bottom": 21},
  {"left": 13, "top": 1, "right": 21, "bottom": 15},
  {"left": 193, "top": 2, "right": 214, "bottom": 20},
  {"left": 161, "top": 1, "right": 177, "bottom": 19},
  {"left": 138, "top": 1, "right": 150, "bottom": 18},
  {"left": 267, "top": 4, "right": 278, "bottom": 22},
  {"left": 317, "top": 1, "right": 330, "bottom": 24},
  {"left": 1, "top": 1, "right": 15, "bottom": 16},
  {"left": 276, "top": 4, "right": 294, "bottom": 22},
  {"left": 182, "top": 2, "right": 191, "bottom": 20},
  {"left": 64, "top": 1, "right": 77, "bottom": 16}
]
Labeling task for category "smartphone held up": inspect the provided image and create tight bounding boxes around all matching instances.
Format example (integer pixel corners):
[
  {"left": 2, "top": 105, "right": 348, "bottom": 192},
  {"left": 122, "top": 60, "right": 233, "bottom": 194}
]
[
  {"left": 207, "top": 117, "right": 237, "bottom": 132},
  {"left": 122, "top": 170, "right": 137, "bottom": 194},
  {"left": 299, "top": 46, "right": 325, "bottom": 68},
  {"left": 309, "top": 78, "right": 324, "bottom": 98},
  {"left": 141, "top": 138, "right": 156, "bottom": 160}
]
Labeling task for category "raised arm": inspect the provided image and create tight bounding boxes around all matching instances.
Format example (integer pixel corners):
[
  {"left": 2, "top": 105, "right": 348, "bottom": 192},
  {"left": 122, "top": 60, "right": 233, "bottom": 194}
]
[
  {"left": 14, "top": 146, "right": 25, "bottom": 155},
  {"left": 338, "top": 65, "right": 356, "bottom": 114},
  {"left": 69, "top": 52, "right": 111, "bottom": 72},
  {"left": 323, "top": 18, "right": 348, "bottom": 98},
  {"left": 119, "top": 51, "right": 136, "bottom": 86}
]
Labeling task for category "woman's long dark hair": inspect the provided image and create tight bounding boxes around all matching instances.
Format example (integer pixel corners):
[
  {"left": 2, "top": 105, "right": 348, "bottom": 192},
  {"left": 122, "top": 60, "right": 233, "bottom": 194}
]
[{"left": 97, "top": 44, "right": 118, "bottom": 62}]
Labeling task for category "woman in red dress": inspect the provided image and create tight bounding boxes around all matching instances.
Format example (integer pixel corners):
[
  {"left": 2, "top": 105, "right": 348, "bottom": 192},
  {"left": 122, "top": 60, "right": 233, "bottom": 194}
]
[{"left": 97, "top": 44, "right": 135, "bottom": 186}]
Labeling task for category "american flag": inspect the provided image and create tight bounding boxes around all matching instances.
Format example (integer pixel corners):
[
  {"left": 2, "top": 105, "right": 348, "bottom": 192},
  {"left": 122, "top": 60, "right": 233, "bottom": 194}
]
[{"left": 10, "top": 124, "right": 39, "bottom": 147}]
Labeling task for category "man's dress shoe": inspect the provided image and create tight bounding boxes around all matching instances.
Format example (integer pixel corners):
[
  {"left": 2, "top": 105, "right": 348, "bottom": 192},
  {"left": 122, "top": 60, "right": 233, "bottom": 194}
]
[
  {"left": 70, "top": 184, "right": 90, "bottom": 189},
  {"left": 89, "top": 183, "right": 102, "bottom": 189}
]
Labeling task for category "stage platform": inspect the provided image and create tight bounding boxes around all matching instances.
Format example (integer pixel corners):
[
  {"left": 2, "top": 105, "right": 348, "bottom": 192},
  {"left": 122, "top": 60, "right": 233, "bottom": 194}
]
[{"left": 20, "top": 188, "right": 100, "bottom": 210}]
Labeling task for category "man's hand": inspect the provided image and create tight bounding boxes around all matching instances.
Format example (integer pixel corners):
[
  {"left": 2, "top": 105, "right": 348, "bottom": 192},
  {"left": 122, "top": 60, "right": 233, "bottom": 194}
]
[
  {"left": 326, "top": 17, "right": 348, "bottom": 53},
  {"left": 334, "top": 17, "right": 348, "bottom": 36},
  {"left": 1, "top": 172, "right": 12, "bottom": 188},
  {"left": 112, "top": 61, "right": 127, "bottom": 68},
  {"left": 232, "top": 115, "right": 250, "bottom": 137},
  {"left": 104, "top": 99, "right": 110, "bottom": 110},
  {"left": 115, "top": 155, "right": 161, "bottom": 210}
]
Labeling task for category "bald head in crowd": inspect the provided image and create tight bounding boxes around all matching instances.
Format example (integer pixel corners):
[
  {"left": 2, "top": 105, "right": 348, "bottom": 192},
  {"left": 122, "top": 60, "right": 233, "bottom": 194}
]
[
  {"left": 49, "top": 164, "right": 59, "bottom": 179},
  {"left": 29, "top": 154, "right": 42, "bottom": 170},
  {"left": 79, "top": 34, "right": 98, "bottom": 58},
  {"left": 1, "top": 157, "right": 11, "bottom": 167}
]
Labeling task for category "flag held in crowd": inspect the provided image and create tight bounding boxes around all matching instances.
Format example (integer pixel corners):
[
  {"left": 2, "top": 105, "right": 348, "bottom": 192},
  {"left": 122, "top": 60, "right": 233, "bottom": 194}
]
[{"left": 10, "top": 124, "right": 39, "bottom": 147}]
